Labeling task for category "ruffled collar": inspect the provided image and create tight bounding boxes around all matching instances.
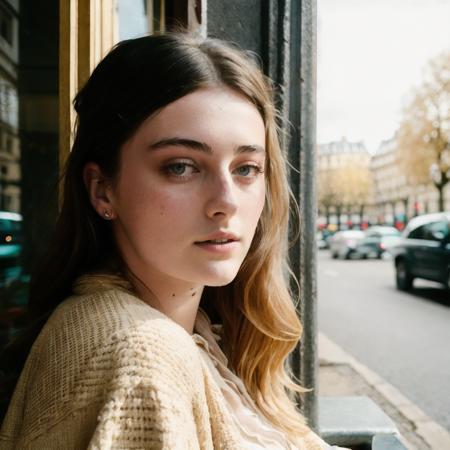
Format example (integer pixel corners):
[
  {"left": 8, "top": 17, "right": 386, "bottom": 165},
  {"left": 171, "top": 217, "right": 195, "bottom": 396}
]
[{"left": 192, "top": 307, "right": 227, "bottom": 366}]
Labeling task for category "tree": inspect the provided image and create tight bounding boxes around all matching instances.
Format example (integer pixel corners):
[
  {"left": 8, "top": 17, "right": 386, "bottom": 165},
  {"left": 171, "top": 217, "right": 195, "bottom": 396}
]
[
  {"left": 336, "top": 164, "right": 372, "bottom": 221},
  {"left": 318, "top": 169, "right": 340, "bottom": 225},
  {"left": 397, "top": 51, "right": 450, "bottom": 212},
  {"left": 318, "top": 164, "right": 372, "bottom": 226}
]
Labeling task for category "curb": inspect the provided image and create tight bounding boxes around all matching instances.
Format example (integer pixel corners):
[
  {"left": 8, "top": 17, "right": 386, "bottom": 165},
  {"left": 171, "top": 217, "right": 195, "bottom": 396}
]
[{"left": 318, "top": 332, "right": 450, "bottom": 450}]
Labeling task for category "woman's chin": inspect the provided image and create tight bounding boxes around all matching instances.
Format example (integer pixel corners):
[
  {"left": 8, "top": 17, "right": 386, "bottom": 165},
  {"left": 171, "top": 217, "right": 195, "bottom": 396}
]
[
  {"left": 205, "top": 279, "right": 235, "bottom": 287},
  {"left": 201, "top": 269, "right": 239, "bottom": 287}
]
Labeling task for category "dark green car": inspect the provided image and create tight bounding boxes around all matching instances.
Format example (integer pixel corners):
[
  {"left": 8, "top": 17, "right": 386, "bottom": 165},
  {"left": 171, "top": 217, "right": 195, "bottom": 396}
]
[{"left": 392, "top": 213, "right": 450, "bottom": 291}]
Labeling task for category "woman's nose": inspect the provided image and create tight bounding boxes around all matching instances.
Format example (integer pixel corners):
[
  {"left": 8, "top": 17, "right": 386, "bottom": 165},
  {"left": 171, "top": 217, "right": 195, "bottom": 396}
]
[{"left": 204, "top": 173, "right": 238, "bottom": 220}]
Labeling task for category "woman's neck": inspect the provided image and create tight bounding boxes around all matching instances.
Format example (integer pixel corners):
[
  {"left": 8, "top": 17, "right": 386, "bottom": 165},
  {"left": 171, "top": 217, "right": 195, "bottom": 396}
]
[{"left": 125, "top": 267, "right": 204, "bottom": 335}]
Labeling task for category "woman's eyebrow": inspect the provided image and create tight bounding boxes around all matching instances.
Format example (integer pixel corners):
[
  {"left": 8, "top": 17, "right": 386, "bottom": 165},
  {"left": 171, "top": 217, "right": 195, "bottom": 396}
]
[
  {"left": 148, "top": 137, "right": 265, "bottom": 155},
  {"left": 236, "top": 144, "right": 265, "bottom": 155},
  {"left": 149, "top": 138, "right": 213, "bottom": 154}
]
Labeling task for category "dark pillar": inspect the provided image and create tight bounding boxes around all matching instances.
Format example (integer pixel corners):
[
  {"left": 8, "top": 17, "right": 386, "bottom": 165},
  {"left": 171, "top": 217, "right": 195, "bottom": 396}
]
[
  {"left": 289, "top": 0, "right": 318, "bottom": 428},
  {"left": 206, "top": 0, "right": 263, "bottom": 54}
]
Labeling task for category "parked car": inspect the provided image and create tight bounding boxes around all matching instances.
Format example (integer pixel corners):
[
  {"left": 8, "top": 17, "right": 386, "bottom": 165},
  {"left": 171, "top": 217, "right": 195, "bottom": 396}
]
[
  {"left": 354, "top": 226, "right": 401, "bottom": 259},
  {"left": 391, "top": 212, "right": 450, "bottom": 290},
  {"left": 329, "top": 230, "right": 365, "bottom": 259}
]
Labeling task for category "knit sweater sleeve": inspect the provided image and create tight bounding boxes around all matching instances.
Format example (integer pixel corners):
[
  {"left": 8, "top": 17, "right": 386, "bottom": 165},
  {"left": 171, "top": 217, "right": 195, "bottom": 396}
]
[{"left": 86, "top": 325, "right": 207, "bottom": 450}]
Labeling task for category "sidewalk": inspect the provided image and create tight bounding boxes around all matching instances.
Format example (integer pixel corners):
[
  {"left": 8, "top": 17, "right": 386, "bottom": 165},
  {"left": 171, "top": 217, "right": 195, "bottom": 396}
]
[{"left": 318, "top": 333, "right": 450, "bottom": 450}]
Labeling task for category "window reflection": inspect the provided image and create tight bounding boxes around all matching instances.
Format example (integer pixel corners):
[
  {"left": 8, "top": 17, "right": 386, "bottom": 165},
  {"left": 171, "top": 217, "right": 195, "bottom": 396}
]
[{"left": 0, "top": 0, "right": 59, "bottom": 346}]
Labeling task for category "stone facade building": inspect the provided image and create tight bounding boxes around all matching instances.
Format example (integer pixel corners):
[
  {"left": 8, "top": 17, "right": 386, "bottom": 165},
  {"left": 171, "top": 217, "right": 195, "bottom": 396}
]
[
  {"left": 318, "top": 137, "right": 370, "bottom": 171},
  {"left": 318, "top": 135, "right": 450, "bottom": 229},
  {"left": 370, "top": 136, "right": 450, "bottom": 226},
  {"left": 317, "top": 137, "right": 371, "bottom": 227}
]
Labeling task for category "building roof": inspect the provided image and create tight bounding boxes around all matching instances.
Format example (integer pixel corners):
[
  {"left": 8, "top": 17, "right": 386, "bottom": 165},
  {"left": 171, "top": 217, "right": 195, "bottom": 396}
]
[{"left": 318, "top": 137, "right": 369, "bottom": 156}]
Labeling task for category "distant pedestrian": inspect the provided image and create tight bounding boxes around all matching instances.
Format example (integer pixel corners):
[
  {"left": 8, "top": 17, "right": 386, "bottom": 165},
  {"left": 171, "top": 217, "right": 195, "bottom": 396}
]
[{"left": 0, "top": 32, "right": 346, "bottom": 449}]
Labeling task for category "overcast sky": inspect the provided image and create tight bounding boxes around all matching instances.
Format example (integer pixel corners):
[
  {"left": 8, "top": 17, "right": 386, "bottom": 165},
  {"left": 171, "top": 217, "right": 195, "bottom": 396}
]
[{"left": 317, "top": 0, "right": 450, "bottom": 153}]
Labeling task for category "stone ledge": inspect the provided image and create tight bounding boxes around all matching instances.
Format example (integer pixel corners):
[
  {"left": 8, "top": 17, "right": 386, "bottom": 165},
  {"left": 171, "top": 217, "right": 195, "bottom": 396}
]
[
  {"left": 319, "top": 332, "right": 450, "bottom": 449},
  {"left": 318, "top": 395, "right": 399, "bottom": 446}
]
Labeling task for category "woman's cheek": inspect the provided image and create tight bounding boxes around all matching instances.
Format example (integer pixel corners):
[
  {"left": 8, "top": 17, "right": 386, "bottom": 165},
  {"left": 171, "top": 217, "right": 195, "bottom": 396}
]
[{"left": 151, "top": 189, "right": 194, "bottom": 220}]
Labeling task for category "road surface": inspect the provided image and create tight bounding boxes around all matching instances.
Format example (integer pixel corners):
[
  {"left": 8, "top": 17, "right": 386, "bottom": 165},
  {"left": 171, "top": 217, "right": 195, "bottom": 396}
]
[{"left": 317, "top": 250, "right": 450, "bottom": 431}]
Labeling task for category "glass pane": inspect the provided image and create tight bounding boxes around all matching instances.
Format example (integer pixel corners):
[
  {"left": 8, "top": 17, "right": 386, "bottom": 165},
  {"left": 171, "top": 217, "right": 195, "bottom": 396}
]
[
  {"left": 115, "top": 0, "right": 167, "bottom": 41},
  {"left": 116, "top": 0, "right": 151, "bottom": 41},
  {"left": 408, "top": 225, "right": 426, "bottom": 240},
  {"left": 0, "top": 0, "right": 59, "bottom": 347}
]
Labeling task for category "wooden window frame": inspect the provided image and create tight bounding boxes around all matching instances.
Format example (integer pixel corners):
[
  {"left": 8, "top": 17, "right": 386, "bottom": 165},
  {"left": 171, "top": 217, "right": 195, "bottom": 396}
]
[
  {"left": 59, "top": 0, "right": 118, "bottom": 197},
  {"left": 58, "top": 0, "right": 203, "bottom": 205}
]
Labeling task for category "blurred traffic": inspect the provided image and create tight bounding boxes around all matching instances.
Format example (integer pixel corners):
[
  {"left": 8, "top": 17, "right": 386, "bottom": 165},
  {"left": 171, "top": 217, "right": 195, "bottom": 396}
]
[
  {"left": 318, "top": 212, "right": 450, "bottom": 293},
  {"left": 391, "top": 212, "right": 450, "bottom": 291}
]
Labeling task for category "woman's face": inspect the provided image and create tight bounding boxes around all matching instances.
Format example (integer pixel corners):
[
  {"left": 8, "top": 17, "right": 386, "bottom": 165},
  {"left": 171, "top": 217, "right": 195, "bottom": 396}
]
[{"left": 108, "top": 86, "right": 266, "bottom": 287}]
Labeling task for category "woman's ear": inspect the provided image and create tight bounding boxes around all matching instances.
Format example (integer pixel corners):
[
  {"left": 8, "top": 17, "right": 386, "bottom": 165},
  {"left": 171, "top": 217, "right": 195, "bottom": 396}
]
[{"left": 83, "top": 162, "right": 116, "bottom": 220}]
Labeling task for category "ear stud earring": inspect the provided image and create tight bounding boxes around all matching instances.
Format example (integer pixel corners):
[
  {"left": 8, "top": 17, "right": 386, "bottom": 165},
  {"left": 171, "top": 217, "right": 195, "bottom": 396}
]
[{"left": 103, "top": 210, "right": 113, "bottom": 220}]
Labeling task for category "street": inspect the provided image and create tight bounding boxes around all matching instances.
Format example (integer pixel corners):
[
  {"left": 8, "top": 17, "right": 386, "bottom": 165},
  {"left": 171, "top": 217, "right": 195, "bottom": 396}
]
[{"left": 317, "top": 250, "right": 450, "bottom": 432}]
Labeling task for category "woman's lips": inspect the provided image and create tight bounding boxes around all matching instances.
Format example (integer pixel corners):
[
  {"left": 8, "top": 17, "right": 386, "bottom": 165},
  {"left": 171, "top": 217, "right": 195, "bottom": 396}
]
[{"left": 194, "top": 240, "right": 239, "bottom": 253}]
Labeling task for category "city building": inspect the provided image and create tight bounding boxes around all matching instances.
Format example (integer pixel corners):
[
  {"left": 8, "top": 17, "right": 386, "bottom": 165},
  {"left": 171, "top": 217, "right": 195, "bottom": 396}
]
[
  {"left": 318, "top": 137, "right": 371, "bottom": 171},
  {"left": 317, "top": 137, "right": 372, "bottom": 228},
  {"left": 0, "top": 0, "right": 20, "bottom": 213},
  {"left": 369, "top": 137, "right": 409, "bottom": 226},
  {"left": 370, "top": 136, "right": 450, "bottom": 226},
  {"left": 318, "top": 134, "right": 450, "bottom": 230}
]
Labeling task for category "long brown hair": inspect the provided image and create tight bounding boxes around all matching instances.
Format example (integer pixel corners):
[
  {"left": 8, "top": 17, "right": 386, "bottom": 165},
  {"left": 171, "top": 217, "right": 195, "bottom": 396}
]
[{"left": 0, "top": 32, "right": 309, "bottom": 443}]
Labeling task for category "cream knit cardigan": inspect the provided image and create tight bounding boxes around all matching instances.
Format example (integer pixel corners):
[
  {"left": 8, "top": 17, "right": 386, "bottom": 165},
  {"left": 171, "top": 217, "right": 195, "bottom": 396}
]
[{"left": 0, "top": 274, "right": 328, "bottom": 450}]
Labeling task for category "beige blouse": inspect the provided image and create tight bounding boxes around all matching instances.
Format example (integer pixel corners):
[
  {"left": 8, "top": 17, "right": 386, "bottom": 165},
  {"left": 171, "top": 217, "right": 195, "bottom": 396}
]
[{"left": 192, "top": 308, "right": 341, "bottom": 450}]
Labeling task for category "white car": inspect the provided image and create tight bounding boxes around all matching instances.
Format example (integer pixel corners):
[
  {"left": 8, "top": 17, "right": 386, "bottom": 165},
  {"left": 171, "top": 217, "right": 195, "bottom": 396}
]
[{"left": 329, "top": 230, "right": 365, "bottom": 259}]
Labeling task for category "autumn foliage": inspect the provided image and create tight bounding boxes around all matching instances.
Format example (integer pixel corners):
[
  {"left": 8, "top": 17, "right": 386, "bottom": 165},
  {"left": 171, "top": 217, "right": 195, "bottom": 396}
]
[{"left": 396, "top": 51, "right": 450, "bottom": 211}]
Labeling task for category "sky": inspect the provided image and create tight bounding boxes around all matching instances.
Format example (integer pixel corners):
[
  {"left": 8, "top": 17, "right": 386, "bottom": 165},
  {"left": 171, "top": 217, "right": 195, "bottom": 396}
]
[{"left": 317, "top": 0, "right": 450, "bottom": 153}]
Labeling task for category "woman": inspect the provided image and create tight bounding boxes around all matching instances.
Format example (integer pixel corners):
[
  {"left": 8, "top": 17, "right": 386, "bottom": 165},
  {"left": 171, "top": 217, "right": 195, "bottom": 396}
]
[{"left": 0, "top": 33, "right": 342, "bottom": 449}]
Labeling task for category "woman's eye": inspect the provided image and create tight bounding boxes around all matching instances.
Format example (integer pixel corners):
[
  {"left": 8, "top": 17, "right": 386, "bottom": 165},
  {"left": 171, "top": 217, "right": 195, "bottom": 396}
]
[
  {"left": 163, "top": 162, "right": 198, "bottom": 178},
  {"left": 169, "top": 163, "right": 188, "bottom": 175},
  {"left": 234, "top": 164, "right": 264, "bottom": 177}
]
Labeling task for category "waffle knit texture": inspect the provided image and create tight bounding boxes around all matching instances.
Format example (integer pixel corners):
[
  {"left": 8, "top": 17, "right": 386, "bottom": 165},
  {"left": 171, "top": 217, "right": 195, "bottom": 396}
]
[{"left": 0, "top": 273, "right": 328, "bottom": 449}]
